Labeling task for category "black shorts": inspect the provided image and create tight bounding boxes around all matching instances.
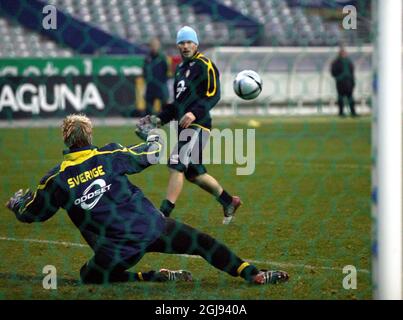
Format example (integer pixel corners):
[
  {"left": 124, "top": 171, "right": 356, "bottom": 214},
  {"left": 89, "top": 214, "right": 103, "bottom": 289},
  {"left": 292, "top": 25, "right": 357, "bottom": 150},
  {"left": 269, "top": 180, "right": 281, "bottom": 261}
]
[{"left": 168, "top": 124, "right": 210, "bottom": 180}]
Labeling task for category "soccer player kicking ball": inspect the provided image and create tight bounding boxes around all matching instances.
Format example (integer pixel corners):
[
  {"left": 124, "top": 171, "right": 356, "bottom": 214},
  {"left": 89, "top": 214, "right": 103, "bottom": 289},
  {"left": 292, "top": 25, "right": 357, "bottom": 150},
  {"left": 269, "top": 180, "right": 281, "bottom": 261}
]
[
  {"left": 6, "top": 114, "right": 289, "bottom": 286},
  {"left": 137, "top": 26, "right": 241, "bottom": 224}
]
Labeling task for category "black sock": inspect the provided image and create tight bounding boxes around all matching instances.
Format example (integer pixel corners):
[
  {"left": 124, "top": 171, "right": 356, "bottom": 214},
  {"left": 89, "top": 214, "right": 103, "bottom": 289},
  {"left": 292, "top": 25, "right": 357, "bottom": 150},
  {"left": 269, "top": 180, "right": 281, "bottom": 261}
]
[
  {"left": 217, "top": 190, "right": 233, "bottom": 207},
  {"left": 136, "top": 270, "right": 168, "bottom": 282},
  {"left": 160, "top": 199, "right": 175, "bottom": 217},
  {"left": 100, "top": 271, "right": 159, "bottom": 283},
  {"left": 240, "top": 265, "right": 260, "bottom": 282}
]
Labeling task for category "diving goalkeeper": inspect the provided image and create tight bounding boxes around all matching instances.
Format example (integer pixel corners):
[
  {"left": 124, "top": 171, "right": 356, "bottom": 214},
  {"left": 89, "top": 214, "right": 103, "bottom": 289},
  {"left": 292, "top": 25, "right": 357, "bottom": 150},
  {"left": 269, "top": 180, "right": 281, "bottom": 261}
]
[{"left": 5, "top": 114, "right": 288, "bottom": 285}]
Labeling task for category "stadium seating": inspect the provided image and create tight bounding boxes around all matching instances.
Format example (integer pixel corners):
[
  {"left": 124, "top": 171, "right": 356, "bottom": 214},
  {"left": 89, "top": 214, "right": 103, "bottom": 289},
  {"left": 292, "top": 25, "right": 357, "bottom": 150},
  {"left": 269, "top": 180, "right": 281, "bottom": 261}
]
[
  {"left": 47, "top": 0, "right": 248, "bottom": 46},
  {"left": 0, "top": 17, "right": 73, "bottom": 57},
  {"left": 219, "top": 0, "right": 341, "bottom": 46},
  {"left": 47, "top": 0, "right": 341, "bottom": 47},
  {"left": 0, "top": 0, "right": 346, "bottom": 58}
]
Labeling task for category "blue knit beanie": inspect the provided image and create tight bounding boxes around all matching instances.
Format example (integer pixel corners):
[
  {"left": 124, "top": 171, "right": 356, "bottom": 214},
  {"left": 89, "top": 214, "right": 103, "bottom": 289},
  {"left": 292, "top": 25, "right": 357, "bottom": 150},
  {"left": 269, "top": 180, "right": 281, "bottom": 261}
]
[{"left": 176, "top": 26, "right": 199, "bottom": 45}]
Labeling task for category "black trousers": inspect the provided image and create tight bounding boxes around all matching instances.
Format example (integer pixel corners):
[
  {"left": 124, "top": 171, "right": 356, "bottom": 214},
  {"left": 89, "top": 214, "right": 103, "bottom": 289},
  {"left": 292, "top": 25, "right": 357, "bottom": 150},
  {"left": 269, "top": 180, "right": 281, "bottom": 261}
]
[
  {"left": 80, "top": 218, "right": 257, "bottom": 284},
  {"left": 145, "top": 96, "right": 167, "bottom": 116},
  {"left": 336, "top": 82, "right": 356, "bottom": 116}
]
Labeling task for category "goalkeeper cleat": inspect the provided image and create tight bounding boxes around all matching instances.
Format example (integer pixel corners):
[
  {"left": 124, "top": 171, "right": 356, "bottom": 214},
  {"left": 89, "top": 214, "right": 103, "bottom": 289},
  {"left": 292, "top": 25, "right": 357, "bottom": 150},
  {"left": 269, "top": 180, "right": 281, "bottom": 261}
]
[
  {"left": 158, "top": 269, "right": 193, "bottom": 282},
  {"left": 222, "top": 196, "right": 242, "bottom": 225},
  {"left": 253, "top": 270, "right": 289, "bottom": 285}
]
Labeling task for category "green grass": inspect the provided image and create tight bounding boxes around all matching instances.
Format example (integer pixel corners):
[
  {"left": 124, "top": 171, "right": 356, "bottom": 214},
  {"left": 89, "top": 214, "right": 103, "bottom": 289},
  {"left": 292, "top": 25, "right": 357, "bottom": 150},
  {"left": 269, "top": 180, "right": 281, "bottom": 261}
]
[{"left": 0, "top": 116, "right": 371, "bottom": 299}]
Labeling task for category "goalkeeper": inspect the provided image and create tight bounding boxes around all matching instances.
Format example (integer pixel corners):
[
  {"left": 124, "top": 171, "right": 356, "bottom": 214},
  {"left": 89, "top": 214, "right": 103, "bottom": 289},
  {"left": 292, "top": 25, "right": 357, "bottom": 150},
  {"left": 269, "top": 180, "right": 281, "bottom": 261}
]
[
  {"left": 6, "top": 114, "right": 288, "bottom": 285},
  {"left": 137, "top": 26, "right": 241, "bottom": 224}
]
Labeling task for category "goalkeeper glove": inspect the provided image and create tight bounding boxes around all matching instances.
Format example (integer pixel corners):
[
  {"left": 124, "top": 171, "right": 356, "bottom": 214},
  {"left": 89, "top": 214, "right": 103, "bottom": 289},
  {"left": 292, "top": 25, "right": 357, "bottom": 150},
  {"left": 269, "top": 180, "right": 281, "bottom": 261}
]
[
  {"left": 5, "top": 189, "right": 33, "bottom": 215},
  {"left": 135, "top": 115, "right": 161, "bottom": 141}
]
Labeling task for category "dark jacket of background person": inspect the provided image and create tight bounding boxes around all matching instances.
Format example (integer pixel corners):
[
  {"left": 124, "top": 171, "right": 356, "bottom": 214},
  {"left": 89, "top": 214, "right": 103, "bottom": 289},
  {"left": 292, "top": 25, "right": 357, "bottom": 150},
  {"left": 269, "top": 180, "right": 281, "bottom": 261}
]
[
  {"left": 143, "top": 49, "right": 169, "bottom": 110},
  {"left": 331, "top": 53, "right": 355, "bottom": 95},
  {"left": 330, "top": 49, "right": 357, "bottom": 117}
]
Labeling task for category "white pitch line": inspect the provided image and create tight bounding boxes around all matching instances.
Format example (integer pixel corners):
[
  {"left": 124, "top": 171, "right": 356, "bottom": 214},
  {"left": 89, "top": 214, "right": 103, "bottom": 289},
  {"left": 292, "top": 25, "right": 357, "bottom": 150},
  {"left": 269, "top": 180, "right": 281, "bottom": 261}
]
[
  {"left": 0, "top": 236, "right": 88, "bottom": 248},
  {"left": 0, "top": 159, "right": 371, "bottom": 171},
  {"left": 0, "top": 236, "right": 370, "bottom": 274},
  {"left": 262, "top": 161, "right": 371, "bottom": 170},
  {"left": 180, "top": 254, "right": 370, "bottom": 274}
]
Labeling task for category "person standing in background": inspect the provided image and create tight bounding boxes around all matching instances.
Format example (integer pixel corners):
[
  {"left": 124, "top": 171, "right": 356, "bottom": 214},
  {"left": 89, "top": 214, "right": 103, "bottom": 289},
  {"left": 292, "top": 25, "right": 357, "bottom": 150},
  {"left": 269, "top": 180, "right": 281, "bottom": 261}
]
[
  {"left": 143, "top": 37, "right": 170, "bottom": 115},
  {"left": 331, "top": 47, "right": 357, "bottom": 117}
]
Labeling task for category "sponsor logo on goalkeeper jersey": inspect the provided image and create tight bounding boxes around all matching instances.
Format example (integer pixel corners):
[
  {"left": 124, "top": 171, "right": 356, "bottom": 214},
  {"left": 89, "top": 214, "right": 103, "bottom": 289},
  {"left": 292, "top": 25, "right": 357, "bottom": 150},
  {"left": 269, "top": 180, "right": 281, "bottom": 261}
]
[{"left": 74, "top": 178, "right": 111, "bottom": 210}]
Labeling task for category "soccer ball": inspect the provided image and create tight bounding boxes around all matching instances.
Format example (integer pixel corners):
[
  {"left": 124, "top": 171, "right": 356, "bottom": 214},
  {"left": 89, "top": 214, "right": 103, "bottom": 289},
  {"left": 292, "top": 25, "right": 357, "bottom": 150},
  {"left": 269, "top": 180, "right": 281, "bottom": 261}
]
[{"left": 233, "top": 70, "right": 263, "bottom": 100}]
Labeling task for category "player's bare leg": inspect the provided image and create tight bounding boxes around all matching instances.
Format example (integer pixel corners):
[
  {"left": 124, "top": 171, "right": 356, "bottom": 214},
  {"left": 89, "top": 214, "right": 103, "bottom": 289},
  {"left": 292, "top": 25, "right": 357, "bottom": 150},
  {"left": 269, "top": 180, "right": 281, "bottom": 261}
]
[
  {"left": 166, "top": 169, "right": 184, "bottom": 202},
  {"left": 192, "top": 173, "right": 223, "bottom": 197},
  {"left": 191, "top": 173, "right": 242, "bottom": 224},
  {"left": 160, "top": 169, "right": 184, "bottom": 216}
]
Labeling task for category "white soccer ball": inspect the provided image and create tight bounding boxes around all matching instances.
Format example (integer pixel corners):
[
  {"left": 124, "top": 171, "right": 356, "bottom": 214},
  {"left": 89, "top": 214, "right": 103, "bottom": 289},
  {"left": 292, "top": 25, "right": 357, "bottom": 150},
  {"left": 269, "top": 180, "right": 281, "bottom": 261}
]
[{"left": 233, "top": 70, "right": 263, "bottom": 100}]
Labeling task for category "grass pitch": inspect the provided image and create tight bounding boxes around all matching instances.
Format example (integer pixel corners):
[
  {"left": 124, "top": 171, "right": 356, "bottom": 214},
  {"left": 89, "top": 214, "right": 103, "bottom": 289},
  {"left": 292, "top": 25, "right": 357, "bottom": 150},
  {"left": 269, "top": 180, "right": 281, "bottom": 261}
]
[{"left": 0, "top": 116, "right": 371, "bottom": 300}]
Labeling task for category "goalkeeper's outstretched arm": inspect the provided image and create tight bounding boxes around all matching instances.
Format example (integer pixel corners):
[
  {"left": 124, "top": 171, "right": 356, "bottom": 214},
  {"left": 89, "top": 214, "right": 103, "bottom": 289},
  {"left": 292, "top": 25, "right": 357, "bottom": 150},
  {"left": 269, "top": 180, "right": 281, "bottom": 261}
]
[
  {"left": 6, "top": 168, "right": 63, "bottom": 223},
  {"left": 116, "top": 133, "right": 164, "bottom": 175}
]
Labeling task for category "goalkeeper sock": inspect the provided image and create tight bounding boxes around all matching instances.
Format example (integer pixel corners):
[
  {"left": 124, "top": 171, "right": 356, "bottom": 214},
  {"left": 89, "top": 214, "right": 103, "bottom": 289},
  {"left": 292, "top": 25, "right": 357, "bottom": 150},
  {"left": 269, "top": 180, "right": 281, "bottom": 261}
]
[
  {"left": 135, "top": 270, "right": 189, "bottom": 282},
  {"left": 134, "top": 271, "right": 160, "bottom": 281},
  {"left": 160, "top": 199, "right": 175, "bottom": 217},
  {"left": 217, "top": 190, "right": 233, "bottom": 208},
  {"left": 237, "top": 262, "right": 259, "bottom": 282}
]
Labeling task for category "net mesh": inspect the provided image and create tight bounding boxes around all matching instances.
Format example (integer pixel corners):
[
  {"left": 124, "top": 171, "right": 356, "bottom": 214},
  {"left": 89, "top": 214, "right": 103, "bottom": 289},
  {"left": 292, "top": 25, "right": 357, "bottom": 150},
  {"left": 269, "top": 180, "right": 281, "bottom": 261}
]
[{"left": 0, "top": 0, "right": 372, "bottom": 299}]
